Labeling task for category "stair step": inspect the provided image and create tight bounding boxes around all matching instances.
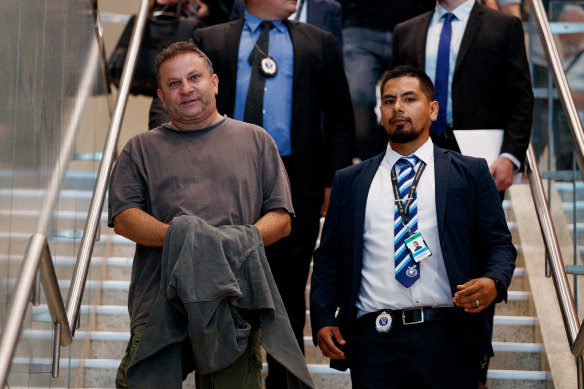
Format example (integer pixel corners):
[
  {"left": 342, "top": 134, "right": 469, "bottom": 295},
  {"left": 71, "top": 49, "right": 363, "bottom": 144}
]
[
  {"left": 0, "top": 232, "right": 134, "bottom": 257},
  {"left": 0, "top": 209, "right": 108, "bottom": 234},
  {"left": 8, "top": 357, "right": 550, "bottom": 379}
]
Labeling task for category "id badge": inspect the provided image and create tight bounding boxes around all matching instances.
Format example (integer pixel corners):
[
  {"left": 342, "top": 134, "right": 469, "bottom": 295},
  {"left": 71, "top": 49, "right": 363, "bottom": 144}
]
[{"left": 405, "top": 232, "right": 432, "bottom": 263}]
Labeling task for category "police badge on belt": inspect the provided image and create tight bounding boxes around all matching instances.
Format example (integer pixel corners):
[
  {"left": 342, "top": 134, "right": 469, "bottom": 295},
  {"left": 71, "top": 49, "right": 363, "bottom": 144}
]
[{"left": 375, "top": 311, "right": 393, "bottom": 333}]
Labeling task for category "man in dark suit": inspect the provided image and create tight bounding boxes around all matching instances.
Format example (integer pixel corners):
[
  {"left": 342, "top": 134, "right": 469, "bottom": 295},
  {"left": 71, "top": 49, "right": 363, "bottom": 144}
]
[
  {"left": 391, "top": 0, "right": 533, "bottom": 193},
  {"left": 310, "top": 65, "right": 516, "bottom": 388},
  {"left": 230, "top": 0, "right": 343, "bottom": 51},
  {"left": 149, "top": 0, "right": 354, "bottom": 387}
]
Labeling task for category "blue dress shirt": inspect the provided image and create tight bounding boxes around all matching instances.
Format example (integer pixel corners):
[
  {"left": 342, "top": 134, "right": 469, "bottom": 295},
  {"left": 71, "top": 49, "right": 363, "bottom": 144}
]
[{"left": 233, "top": 11, "right": 294, "bottom": 156}]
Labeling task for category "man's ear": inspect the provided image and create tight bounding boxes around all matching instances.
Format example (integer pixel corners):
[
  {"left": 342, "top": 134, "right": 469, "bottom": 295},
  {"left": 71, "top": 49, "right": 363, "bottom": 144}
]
[
  {"left": 212, "top": 74, "right": 219, "bottom": 95},
  {"left": 430, "top": 100, "right": 439, "bottom": 122},
  {"left": 157, "top": 89, "right": 167, "bottom": 109}
]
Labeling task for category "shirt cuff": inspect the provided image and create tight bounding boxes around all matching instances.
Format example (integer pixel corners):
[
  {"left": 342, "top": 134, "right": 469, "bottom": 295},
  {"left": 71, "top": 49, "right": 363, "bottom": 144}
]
[{"left": 499, "top": 152, "right": 521, "bottom": 170}]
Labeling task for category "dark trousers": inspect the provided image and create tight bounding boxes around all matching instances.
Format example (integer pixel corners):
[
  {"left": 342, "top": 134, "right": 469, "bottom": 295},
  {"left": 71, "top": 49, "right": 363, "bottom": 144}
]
[
  {"left": 348, "top": 312, "right": 480, "bottom": 389},
  {"left": 264, "top": 158, "right": 322, "bottom": 389}
]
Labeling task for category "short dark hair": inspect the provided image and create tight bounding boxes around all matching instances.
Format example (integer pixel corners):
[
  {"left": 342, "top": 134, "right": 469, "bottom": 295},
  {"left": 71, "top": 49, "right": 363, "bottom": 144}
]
[
  {"left": 379, "top": 65, "right": 435, "bottom": 101},
  {"left": 155, "top": 41, "right": 214, "bottom": 88}
]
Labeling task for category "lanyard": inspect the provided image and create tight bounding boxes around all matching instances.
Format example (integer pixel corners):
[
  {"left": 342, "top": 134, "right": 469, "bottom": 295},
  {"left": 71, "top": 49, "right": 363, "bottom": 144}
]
[{"left": 390, "top": 160, "right": 426, "bottom": 229}]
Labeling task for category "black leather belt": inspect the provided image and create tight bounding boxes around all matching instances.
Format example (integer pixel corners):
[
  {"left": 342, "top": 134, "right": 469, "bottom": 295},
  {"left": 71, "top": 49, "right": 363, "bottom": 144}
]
[{"left": 359, "top": 307, "right": 454, "bottom": 328}]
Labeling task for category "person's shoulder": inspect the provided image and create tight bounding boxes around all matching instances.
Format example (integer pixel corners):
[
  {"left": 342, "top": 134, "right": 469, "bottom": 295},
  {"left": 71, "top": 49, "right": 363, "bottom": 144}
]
[
  {"left": 336, "top": 152, "right": 385, "bottom": 179},
  {"left": 287, "top": 19, "right": 328, "bottom": 36},
  {"left": 129, "top": 126, "right": 166, "bottom": 143},
  {"left": 394, "top": 9, "right": 433, "bottom": 32},
  {"left": 287, "top": 20, "right": 337, "bottom": 49},
  {"left": 223, "top": 117, "right": 263, "bottom": 133},
  {"left": 434, "top": 146, "right": 489, "bottom": 174},
  {"left": 475, "top": 1, "right": 521, "bottom": 25},
  {"left": 221, "top": 117, "right": 274, "bottom": 141},
  {"left": 195, "top": 19, "right": 242, "bottom": 38},
  {"left": 118, "top": 127, "right": 165, "bottom": 156}
]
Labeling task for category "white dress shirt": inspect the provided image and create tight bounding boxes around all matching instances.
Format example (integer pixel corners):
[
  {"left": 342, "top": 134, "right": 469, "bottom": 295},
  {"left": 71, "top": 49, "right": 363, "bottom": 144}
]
[{"left": 356, "top": 139, "right": 453, "bottom": 317}]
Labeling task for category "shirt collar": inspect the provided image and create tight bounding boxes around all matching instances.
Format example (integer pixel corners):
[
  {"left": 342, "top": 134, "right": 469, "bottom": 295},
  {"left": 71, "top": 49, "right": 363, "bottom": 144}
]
[
  {"left": 434, "top": 0, "right": 475, "bottom": 23},
  {"left": 382, "top": 137, "right": 434, "bottom": 171},
  {"left": 244, "top": 10, "right": 287, "bottom": 33}
]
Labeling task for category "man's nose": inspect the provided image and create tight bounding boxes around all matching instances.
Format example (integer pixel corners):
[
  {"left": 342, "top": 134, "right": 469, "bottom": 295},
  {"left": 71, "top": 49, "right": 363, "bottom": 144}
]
[
  {"left": 180, "top": 80, "right": 194, "bottom": 94},
  {"left": 393, "top": 99, "right": 404, "bottom": 112}
]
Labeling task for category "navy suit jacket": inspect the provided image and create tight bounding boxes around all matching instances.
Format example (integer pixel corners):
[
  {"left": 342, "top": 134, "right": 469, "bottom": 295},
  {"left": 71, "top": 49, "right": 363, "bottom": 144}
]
[
  {"left": 392, "top": 2, "right": 534, "bottom": 163},
  {"left": 230, "top": 0, "right": 343, "bottom": 51},
  {"left": 310, "top": 144, "right": 517, "bottom": 370}
]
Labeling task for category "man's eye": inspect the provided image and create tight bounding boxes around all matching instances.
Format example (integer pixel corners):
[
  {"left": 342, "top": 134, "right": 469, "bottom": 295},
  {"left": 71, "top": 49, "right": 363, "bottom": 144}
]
[
  {"left": 190, "top": 75, "right": 199, "bottom": 81},
  {"left": 384, "top": 99, "right": 394, "bottom": 105},
  {"left": 169, "top": 81, "right": 180, "bottom": 87},
  {"left": 406, "top": 97, "right": 415, "bottom": 102}
]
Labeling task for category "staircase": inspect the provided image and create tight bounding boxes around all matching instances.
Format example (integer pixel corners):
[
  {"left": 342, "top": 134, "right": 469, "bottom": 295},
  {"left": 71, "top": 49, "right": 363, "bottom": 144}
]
[{"left": 1, "top": 183, "right": 559, "bottom": 388}]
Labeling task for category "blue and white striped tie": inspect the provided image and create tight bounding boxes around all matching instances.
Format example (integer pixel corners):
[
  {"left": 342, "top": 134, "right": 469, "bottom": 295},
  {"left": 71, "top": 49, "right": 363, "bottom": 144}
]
[{"left": 394, "top": 156, "right": 420, "bottom": 287}]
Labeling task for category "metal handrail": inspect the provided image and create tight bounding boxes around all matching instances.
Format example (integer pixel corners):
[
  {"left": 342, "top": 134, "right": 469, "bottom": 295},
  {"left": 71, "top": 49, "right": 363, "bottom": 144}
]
[
  {"left": 525, "top": 145, "right": 580, "bottom": 347},
  {"left": 0, "top": 0, "right": 153, "bottom": 386},
  {"left": 528, "top": 0, "right": 584, "bottom": 365},
  {"left": 529, "top": 0, "right": 584, "bottom": 178}
]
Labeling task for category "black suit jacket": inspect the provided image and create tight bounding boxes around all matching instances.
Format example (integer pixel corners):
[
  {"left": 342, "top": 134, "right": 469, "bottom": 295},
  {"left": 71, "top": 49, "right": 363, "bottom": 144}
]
[
  {"left": 392, "top": 2, "right": 534, "bottom": 163},
  {"left": 230, "top": 0, "right": 343, "bottom": 51},
  {"left": 151, "top": 18, "right": 354, "bottom": 199},
  {"left": 309, "top": 145, "right": 517, "bottom": 370}
]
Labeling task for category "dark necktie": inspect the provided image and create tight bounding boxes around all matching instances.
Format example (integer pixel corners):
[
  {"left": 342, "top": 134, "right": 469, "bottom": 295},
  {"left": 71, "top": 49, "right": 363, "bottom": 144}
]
[
  {"left": 394, "top": 156, "right": 421, "bottom": 287},
  {"left": 432, "top": 13, "right": 456, "bottom": 137},
  {"left": 243, "top": 21, "right": 275, "bottom": 127}
]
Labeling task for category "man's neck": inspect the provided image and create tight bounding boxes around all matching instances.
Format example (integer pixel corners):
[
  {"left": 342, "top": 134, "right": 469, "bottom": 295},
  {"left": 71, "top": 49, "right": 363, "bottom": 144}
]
[
  {"left": 390, "top": 135, "right": 429, "bottom": 157},
  {"left": 170, "top": 111, "right": 223, "bottom": 131},
  {"left": 246, "top": 8, "right": 282, "bottom": 22},
  {"left": 438, "top": 0, "right": 467, "bottom": 12}
]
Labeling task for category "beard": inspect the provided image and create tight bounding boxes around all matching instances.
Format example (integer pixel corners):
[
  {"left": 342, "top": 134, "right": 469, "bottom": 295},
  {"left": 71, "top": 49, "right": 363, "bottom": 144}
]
[{"left": 386, "top": 117, "right": 420, "bottom": 144}]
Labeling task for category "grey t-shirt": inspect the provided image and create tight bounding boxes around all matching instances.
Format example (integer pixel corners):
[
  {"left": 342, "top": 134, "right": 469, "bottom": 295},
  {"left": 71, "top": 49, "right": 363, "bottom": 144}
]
[{"left": 108, "top": 116, "right": 294, "bottom": 329}]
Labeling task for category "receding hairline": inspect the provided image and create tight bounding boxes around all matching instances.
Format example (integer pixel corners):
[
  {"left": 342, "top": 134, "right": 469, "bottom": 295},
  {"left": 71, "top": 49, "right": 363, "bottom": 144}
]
[{"left": 155, "top": 42, "right": 214, "bottom": 88}]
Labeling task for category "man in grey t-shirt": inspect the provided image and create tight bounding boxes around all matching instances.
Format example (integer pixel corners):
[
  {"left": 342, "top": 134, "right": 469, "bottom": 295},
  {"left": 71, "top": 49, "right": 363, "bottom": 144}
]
[{"left": 108, "top": 42, "right": 293, "bottom": 389}]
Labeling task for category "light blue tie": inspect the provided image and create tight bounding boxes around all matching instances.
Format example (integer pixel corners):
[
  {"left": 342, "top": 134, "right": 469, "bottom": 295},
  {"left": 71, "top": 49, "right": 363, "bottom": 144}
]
[
  {"left": 432, "top": 12, "right": 456, "bottom": 137},
  {"left": 394, "top": 156, "right": 421, "bottom": 287}
]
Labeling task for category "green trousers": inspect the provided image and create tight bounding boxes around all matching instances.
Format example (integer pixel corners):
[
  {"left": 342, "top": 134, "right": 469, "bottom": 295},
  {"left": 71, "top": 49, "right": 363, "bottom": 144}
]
[{"left": 116, "top": 325, "right": 262, "bottom": 389}]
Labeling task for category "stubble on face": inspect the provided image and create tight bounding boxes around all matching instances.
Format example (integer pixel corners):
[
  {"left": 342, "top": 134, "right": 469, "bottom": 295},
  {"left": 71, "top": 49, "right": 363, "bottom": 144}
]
[{"left": 157, "top": 53, "right": 219, "bottom": 130}]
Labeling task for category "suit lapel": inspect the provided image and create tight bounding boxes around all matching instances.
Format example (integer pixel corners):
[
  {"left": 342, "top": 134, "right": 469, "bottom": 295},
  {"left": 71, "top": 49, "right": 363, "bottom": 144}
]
[
  {"left": 352, "top": 154, "right": 385, "bottom": 264},
  {"left": 417, "top": 12, "right": 432, "bottom": 68},
  {"left": 454, "top": 2, "right": 484, "bottom": 74},
  {"left": 433, "top": 145, "right": 450, "bottom": 243}
]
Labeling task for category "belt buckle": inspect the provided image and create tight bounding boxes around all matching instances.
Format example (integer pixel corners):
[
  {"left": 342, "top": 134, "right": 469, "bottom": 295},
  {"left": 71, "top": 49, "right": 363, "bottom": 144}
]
[{"left": 402, "top": 307, "right": 424, "bottom": 325}]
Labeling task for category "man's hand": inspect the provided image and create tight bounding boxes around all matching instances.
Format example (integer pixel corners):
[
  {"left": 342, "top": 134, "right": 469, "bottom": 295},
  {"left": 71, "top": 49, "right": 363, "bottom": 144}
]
[
  {"left": 489, "top": 156, "right": 515, "bottom": 191},
  {"left": 321, "top": 187, "right": 331, "bottom": 217},
  {"left": 316, "top": 326, "right": 346, "bottom": 360},
  {"left": 452, "top": 278, "right": 498, "bottom": 313}
]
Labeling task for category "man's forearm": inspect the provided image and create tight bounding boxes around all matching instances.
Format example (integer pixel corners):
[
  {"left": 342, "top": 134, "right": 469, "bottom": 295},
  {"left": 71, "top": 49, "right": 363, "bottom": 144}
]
[
  {"left": 113, "top": 208, "right": 168, "bottom": 247},
  {"left": 254, "top": 208, "right": 291, "bottom": 246}
]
